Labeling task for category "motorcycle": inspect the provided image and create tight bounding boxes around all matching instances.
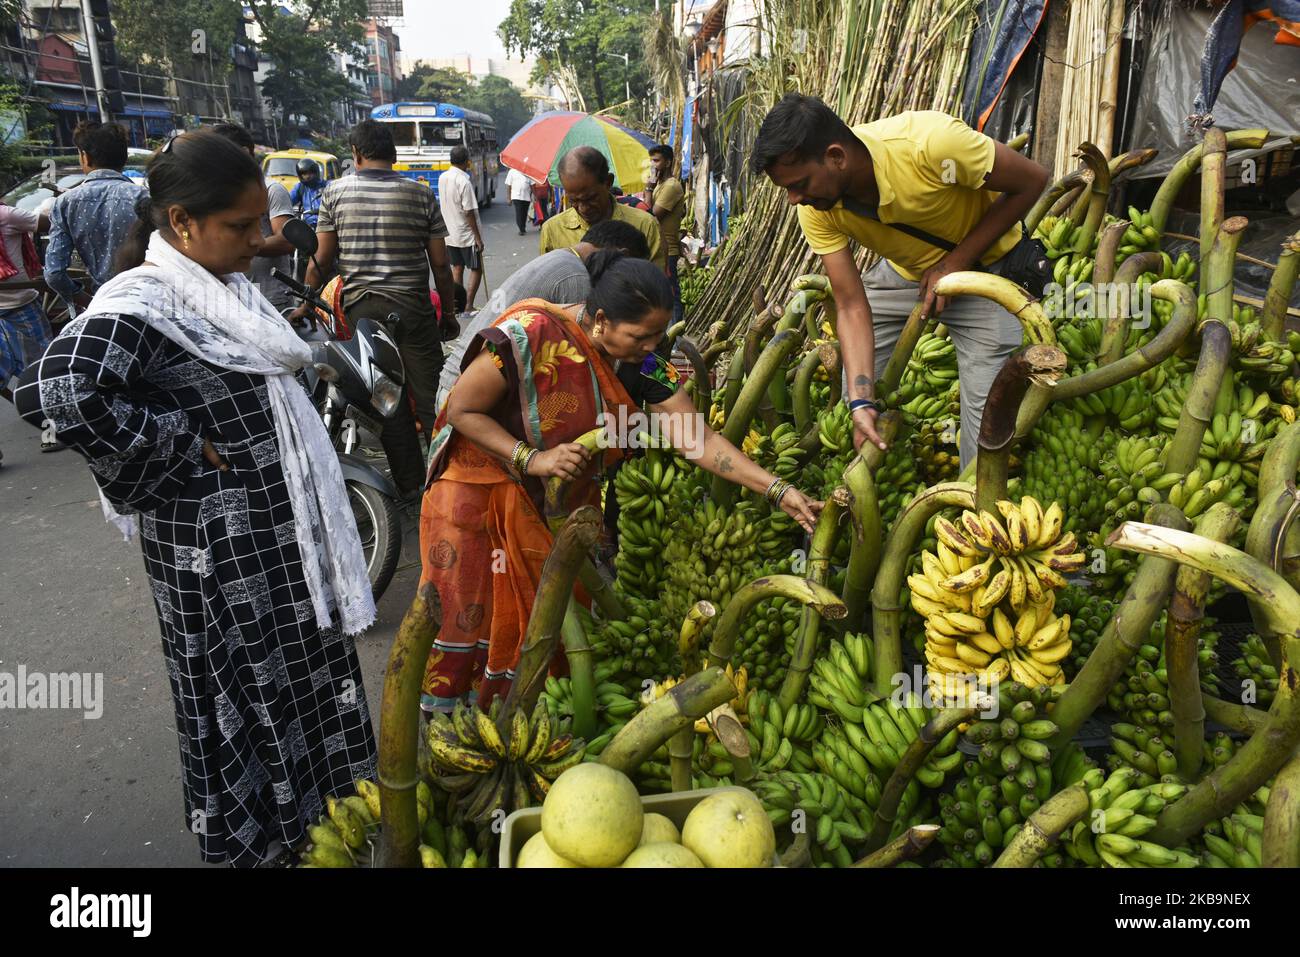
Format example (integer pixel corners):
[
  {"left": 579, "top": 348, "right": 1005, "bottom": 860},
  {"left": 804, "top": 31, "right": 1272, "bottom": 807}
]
[{"left": 274, "top": 218, "right": 405, "bottom": 600}]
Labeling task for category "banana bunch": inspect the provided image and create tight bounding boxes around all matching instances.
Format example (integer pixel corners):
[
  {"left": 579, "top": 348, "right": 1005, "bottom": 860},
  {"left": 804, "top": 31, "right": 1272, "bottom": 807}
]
[
  {"left": 298, "top": 778, "right": 403, "bottom": 867},
  {"left": 613, "top": 442, "right": 683, "bottom": 600},
  {"left": 1152, "top": 372, "right": 1277, "bottom": 483},
  {"left": 589, "top": 596, "right": 678, "bottom": 682},
  {"left": 1062, "top": 767, "right": 1198, "bottom": 868},
  {"left": 816, "top": 401, "right": 854, "bottom": 458},
  {"left": 818, "top": 691, "right": 963, "bottom": 792},
  {"left": 1069, "top": 362, "right": 1163, "bottom": 433},
  {"left": 909, "top": 418, "right": 963, "bottom": 484},
  {"left": 1106, "top": 723, "right": 1181, "bottom": 783},
  {"left": 1053, "top": 584, "right": 1116, "bottom": 675},
  {"left": 807, "top": 633, "right": 874, "bottom": 723},
  {"left": 1054, "top": 316, "right": 1104, "bottom": 365},
  {"left": 749, "top": 421, "right": 809, "bottom": 482},
  {"left": 873, "top": 443, "right": 927, "bottom": 534},
  {"left": 1105, "top": 615, "right": 1219, "bottom": 735},
  {"left": 425, "top": 698, "right": 586, "bottom": 825},
  {"left": 747, "top": 688, "right": 823, "bottom": 748},
  {"left": 1230, "top": 633, "right": 1278, "bottom": 708},
  {"left": 735, "top": 589, "right": 800, "bottom": 690},
  {"left": 1199, "top": 786, "right": 1271, "bottom": 867},
  {"left": 544, "top": 671, "right": 639, "bottom": 730},
  {"left": 1019, "top": 405, "right": 1114, "bottom": 536}
]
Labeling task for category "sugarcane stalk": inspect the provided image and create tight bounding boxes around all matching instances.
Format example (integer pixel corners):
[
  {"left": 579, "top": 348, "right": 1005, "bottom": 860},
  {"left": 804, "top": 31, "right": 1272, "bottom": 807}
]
[
  {"left": 973, "top": 345, "right": 1068, "bottom": 513},
  {"left": 878, "top": 303, "right": 928, "bottom": 399},
  {"left": 793, "top": 340, "right": 841, "bottom": 435},
  {"left": 711, "top": 330, "right": 802, "bottom": 505},
  {"left": 675, "top": 335, "right": 711, "bottom": 415},
  {"left": 991, "top": 786, "right": 1090, "bottom": 868},
  {"left": 1166, "top": 320, "right": 1232, "bottom": 475},
  {"left": 871, "top": 482, "right": 977, "bottom": 697},
  {"left": 1203, "top": 693, "right": 1269, "bottom": 735},
  {"left": 1245, "top": 422, "right": 1300, "bottom": 623},
  {"left": 1047, "top": 504, "right": 1190, "bottom": 749},
  {"left": 707, "top": 575, "right": 847, "bottom": 670},
  {"left": 498, "top": 506, "right": 603, "bottom": 738},
  {"left": 1261, "top": 231, "right": 1300, "bottom": 341},
  {"left": 1262, "top": 752, "right": 1300, "bottom": 867},
  {"left": 1167, "top": 504, "right": 1241, "bottom": 780},
  {"left": 378, "top": 581, "right": 443, "bottom": 868},
  {"left": 1098, "top": 252, "right": 1165, "bottom": 365},
  {"left": 865, "top": 706, "right": 980, "bottom": 852},
  {"left": 1147, "top": 129, "right": 1271, "bottom": 234},
  {"left": 670, "top": 600, "right": 717, "bottom": 792},
  {"left": 599, "top": 667, "right": 736, "bottom": 776},
  {"left": 932, "top": 271, "right": 1056, "bottom": 345},
  {"left": 1199, "top": 128, "right": 1227, "bottom": 261},
  {"left": 852, "top": 824, "right": 941, "bottom": 868},
  {"left": 778, "top": 490, "right": 847, "bottom": 710},
  {"left": 1103, "top": 521, "right": 1300, "bottom": 846},
  {"left": 560, "top": 599, "right": 597, "bottom": 743},
  {"left": 1026, "top": 169, "right": 1088, "bottom": 235},
  {"left": 1070, "top": 144, "right": 1112, "bottom": 256},
  {"left": 841, "top": 454, "right": 882, "bottom": 629}
]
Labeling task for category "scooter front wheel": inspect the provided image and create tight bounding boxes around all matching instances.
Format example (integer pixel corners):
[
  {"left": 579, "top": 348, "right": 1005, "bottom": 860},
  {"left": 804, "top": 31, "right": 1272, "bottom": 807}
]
[{"left": 347, "top": 480, "right": 402, "bottom": 601}]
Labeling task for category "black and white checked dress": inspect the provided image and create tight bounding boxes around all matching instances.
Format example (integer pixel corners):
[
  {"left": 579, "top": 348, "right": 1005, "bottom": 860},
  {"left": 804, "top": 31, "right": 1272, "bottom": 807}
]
[{"left": 14, "top": 312, "right": 377, "bottom": 867}]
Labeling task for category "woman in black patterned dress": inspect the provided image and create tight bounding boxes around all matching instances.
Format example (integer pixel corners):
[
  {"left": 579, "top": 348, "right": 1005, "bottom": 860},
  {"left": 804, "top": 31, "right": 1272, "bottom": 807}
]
[{"left": 14, "top": 130, "right": 378, "bottom": 867}]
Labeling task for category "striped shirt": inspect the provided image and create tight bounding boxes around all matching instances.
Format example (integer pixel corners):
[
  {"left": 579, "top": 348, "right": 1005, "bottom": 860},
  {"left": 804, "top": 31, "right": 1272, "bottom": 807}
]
[{"left": 316, "top": 168, "right": 449, "bottom": 309}]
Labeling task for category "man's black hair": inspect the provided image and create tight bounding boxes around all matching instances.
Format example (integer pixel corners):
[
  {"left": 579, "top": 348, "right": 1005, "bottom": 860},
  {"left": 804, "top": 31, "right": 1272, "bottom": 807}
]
[
  {"left": 210, "top": 122, "right": 255, "bottom": 155},
  {"left": 73, "top": 121, "right": 129, "bottom": 170},
  {"left": 649, "top": 143, "right": 674, "bottom": 165},
  {"left": 749, "top": 93, "right": 859, "bottom": 175},
  {"left": 449, "top": 145, "right": 470, "bottom": 166},
  {"left": 581, "top": 219, "right": 650, "bottom": 259},
  {"left": 348, "top": 119, "right": 397, "bottom": 163},
  {"left": 558, "top": 145, "right": 609, "bottom": 182}
]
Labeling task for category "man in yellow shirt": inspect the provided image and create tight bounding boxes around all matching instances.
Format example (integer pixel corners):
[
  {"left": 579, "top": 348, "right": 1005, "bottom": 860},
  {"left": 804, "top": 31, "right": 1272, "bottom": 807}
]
[
  {"left": 648, "top": 143, "right": 687, "bottom": 323},
  {"left": 541, "top": 146, "right": 665, "bottom": 270},
  {"left": 752, "top": 94, "right": 1050, "bottom": 469}
]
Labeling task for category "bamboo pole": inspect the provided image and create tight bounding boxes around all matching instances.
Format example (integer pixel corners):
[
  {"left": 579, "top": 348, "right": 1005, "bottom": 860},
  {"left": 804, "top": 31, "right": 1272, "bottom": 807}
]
[
  {"left": 600, "top": 667, "right": 737, "bottom": 776},
  {"left": 778, "top": 489, "right": 848, "bottom": 710},
  {"left": 1261, "top": 231, "right": 1300, "bottom": 342},
  {"left": 1167, "top": 504, "right": 1241, "bottom": 780},
  {"left": 1147, "top": 129, "right": 1272, "bottom": 234},
  {"left": 378, "top": 582, "right": 443, "bottom": 868},
  {"left": 991, "top": 786, "right": 1090, "bottom": 867},
  {"left": 707, "top": 575, "right": 847, "bottom": 670},
  {"left": 852, "top": 824, "right": 941, "bottom": 867},
  {"left": 1096, "top": 0, "right": 1125, "bottom": 159},
  {"left": 1262, "top": 753, "right": 1300, "bottom": 867},
  {"left": 870, "top": 482, "right": 978, "bottom": 696}
]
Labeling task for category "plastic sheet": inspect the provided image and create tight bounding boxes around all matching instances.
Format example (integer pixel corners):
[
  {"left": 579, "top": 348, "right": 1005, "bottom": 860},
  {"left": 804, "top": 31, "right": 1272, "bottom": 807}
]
[{"left": 1163, "top": 207, "right": 1300, "bottom": 305}]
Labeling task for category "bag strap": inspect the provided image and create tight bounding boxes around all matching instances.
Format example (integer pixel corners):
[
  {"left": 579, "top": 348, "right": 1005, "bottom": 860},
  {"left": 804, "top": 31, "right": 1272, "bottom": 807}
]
[{"left": 839, "top": 196, "right": 960, "bottom": 253}]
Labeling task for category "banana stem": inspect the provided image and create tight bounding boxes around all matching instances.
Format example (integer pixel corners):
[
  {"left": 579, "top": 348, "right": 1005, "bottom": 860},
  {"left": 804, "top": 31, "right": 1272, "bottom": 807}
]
[
  {"left": 870, "top": 482, "right": 977, "bottom": 697},
  {"left": 1148, "top": 129, "right": 1271, "bottom": 234},
  {"left": 1261, "top": 232, "right": 1300, "bottom": 341},
  {"left": 932, "top": 272, "right": 1057, "bottom": 346},
  {"left": 600, "top": 667, "right": 736, "bottom": 776},
  {"left": 842, "top": 454, "right": 882, "bottom": 630},
  {"left": 499, "top": 506, "right": 603, "bottom": 738},
  {"left": 1245, "top": 422, "right": 1300, "bottom": 628},
  {"left": 1026, "top": 169, "right": 1088, "bottom": 235},
  {"left": 1099, "top": 252, "right": 1165, "bottom": 366},
  {"left": 1167, "top": 504, "right": 1241, "bottom": 780},
  {"left": 1203, "top": 693, "right": 1269, "bottom": 735},
  {"left": 706, "top": 574, "right": 847, "bottom": 670},
  {"left": 865, "top": 706, "right": 980, "bottom": 852},
  {"left": 1262, "top": 752, "right": 1300, "bottom": 867},
  {"left": 852, "top": 824, "right": 941, "bottom": 868},
  {"left": 1199, "top": 129, "right": 1228, "bottom": 261},
  {"left": 664, "top": 320, "right": 687, "bottom": 355},
  {"left": 778, "top": 490, "right": 847, "bottom": 710},
  {"left": 1165, "top": 320, "right": 1232, "bottom": 475},
  {"left": 671, "top": 601, "right": 717, "bottom": 792},
  {"left": 676, "top": 335, "right": 711, "bottom": 415},
  {"left": 974, "top": 345, "right": 1068, "bottom": 513},
  {"left": 711, "top": 330, "right": 802, "bottom": 506},
  {"left": 1206, "top": 218, "right": 1250, "bottom": 332},
  {"left": 561, "top": 600, "right": 597, "bottom": 743},
  {"left": 792, "top": 340, "right": 841, "bottom": 435},
  {"left": 722, "top": 347, "right": 745, "bottom": 424},
  {"left": 1109, "top": 147, "right": 1160, "bottom": 178},
  {"left": 991, "top": 786, "right": 1090, "bottom": 868},
  {"left": 544, "top": 428, "right": 610, "bottom": 518},
  {"left": 702, "top": 338, "right": 736, "bottom": 369},
  {"left": 377, "top": 582, "right": 443, "bottom": 868},
  {"left": 878, "top": 303, "right": 929, "bottom": 399},
  {"left": 1091, "top": 219, "right": 1130, "bottom": 287},
  {"left": 1008, "top": 131, "right": 1029, "bottom": 152},
  {"left": 1071, "top": 144, "right": 1112, "bottom": 256},
  {"left": 1047, "top": 504, "right": 1190, "bottom": 748},
  {"left": 742, "top": 300, "right": 783, "bottom": 373}
]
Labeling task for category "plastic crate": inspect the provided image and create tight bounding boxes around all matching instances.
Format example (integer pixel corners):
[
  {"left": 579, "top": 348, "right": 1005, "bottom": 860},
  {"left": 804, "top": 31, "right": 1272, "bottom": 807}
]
[{"left": 498, "top": 784, "right": 772, "bottom": 868}]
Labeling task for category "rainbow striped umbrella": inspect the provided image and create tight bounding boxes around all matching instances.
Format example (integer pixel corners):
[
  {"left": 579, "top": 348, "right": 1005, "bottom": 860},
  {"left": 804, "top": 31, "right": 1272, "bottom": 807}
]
[{"left": 501, "top": 111, "right": 657, "bottom": 194}]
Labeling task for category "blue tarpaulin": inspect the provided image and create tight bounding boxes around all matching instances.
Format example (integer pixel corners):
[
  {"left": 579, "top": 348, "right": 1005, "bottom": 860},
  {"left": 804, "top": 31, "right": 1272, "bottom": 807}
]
[
  {"left": 960, "top": 0, "right": 1048, "bottom": 132},
  {"left": 680, "top": 94, "right": 698, "bottom": 180},
  {"left": 1194, "top": 0, "right": 1300, "bottom": 122}
]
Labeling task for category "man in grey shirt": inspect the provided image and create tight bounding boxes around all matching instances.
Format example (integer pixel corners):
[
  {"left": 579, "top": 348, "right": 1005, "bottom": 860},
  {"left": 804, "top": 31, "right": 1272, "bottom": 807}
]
[{"left": 437, "top": 218, "right": 651, "bottom": 405}]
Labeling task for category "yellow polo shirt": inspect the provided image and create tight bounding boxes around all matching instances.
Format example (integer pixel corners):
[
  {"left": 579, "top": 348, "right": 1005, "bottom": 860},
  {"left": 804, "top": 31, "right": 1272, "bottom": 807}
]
[
  {"left": 540, "top": 201, "right": 665, "bottom": 269},
  {"left": 797, "top": 111, "right": 1022, "bottom": 281}
]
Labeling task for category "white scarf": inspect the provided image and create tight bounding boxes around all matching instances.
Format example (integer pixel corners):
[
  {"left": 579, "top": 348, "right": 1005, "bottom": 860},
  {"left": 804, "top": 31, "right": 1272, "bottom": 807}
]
[{"left": 81, "top": 231, "right": 376, "bottom": 636}]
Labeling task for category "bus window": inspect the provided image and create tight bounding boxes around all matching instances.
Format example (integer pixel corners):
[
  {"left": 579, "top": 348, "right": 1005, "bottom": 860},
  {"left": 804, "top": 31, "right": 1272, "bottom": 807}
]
[
  {"left": 387, "top": 122, "right": 419, "bottom": 147},
  {"left": 327, "top": 161, "right": 340, "bottom": 179}
]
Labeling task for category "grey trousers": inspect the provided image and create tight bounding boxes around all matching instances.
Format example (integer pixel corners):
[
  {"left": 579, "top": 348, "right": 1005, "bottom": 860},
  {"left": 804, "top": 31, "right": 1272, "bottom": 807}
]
[{"left": 863, "top": 258, "right": 1024, "bottom": 469}]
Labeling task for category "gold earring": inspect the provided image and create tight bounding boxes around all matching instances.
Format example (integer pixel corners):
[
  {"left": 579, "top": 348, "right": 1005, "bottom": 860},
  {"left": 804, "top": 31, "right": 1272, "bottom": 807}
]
[{"left": 181, "top": 229, "right": 191, "bottom": 249}]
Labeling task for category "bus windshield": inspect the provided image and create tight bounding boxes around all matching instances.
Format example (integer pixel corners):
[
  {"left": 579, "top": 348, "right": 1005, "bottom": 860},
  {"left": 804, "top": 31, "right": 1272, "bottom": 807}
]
[{"left": 384, "top": 120, "right": 464, "bottom": 148}]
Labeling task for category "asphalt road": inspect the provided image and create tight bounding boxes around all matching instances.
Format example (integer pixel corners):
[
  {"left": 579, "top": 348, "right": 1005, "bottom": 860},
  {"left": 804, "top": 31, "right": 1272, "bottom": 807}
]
[{"left": 0, "top": 178, "right": 541, "bottom": 866}]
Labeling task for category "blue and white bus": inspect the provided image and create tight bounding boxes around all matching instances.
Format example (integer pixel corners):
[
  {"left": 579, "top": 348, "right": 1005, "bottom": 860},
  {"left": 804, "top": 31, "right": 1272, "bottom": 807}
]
[{"left": 370, "top": 101, "right": 499, "bottom": 205}]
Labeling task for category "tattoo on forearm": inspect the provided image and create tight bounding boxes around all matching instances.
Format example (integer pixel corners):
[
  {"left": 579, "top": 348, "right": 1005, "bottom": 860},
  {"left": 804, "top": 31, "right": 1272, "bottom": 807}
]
[
  {"left": 854, "top": 374, "right": 875, "bottom": 398},
  {"left": 714, "top": 451, "right": 734, "bottom": 474}
]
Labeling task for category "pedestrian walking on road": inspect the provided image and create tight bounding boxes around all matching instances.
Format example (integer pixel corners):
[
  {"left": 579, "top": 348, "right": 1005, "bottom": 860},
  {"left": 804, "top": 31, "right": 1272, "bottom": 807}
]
[
  {"left": 288, "top": 119, "right": 458, "bottom": 501},
  {"left": 647, "top": 143, "right": 687, "bottom": 324},
  {"left": 43, "top": 120, "right": 147, "bottom": 312},
  {"left": 540, "top": 146, "right": 665, "bottom": 269},
  {"left": 13, "top": 130, "right": 378, "bottom": 868},
  {"left": 505, "top": 164, "right": 533, "bottom": 236},
  {"left": 439, "top": 145, "right": 485, "bottom": 311}
]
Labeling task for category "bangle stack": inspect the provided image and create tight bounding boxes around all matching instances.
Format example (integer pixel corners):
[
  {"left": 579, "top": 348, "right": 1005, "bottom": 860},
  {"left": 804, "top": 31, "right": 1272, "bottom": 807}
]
[
  {"left": 765, "top": 477, "right": 793, "bottom": 507},
  {"left": 510, "top": 440, "right": 538, "bottom": 477}
]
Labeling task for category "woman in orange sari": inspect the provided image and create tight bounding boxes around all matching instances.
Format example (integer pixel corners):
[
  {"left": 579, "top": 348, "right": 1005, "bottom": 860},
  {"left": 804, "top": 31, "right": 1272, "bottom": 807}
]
[{"left": 418, "top": 252, "right": 823, "bottom": 711}]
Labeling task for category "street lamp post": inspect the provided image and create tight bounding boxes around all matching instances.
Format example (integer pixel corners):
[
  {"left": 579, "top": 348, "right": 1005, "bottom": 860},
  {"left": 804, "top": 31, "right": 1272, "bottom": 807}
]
[{"left": 605, "top": 51, "right": 630, "bottom": 103}]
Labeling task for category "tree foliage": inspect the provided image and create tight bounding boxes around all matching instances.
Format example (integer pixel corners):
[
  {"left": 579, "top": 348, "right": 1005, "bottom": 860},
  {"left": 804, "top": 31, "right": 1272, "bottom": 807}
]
[
  {"left": 112, "top": 0, "right": 244, "bottom": 82},
  {"left": 394, "top": 65, "right": 533, "bottom": 142},
  {"left": 498, "top": 0, "right": 654, "bottom": 113}
]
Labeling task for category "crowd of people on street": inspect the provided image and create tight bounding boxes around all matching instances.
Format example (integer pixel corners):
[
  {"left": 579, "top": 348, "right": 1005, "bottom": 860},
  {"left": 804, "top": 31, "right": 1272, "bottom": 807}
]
[{"left": 0, "top": 97, "right": 1046, "bottom": 867}]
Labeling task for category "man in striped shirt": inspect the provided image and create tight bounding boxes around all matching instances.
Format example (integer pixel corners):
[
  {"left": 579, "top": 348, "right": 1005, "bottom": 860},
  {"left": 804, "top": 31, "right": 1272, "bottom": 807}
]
[{"left": 294, "top": 119, "right": 458, "bottom": 499}]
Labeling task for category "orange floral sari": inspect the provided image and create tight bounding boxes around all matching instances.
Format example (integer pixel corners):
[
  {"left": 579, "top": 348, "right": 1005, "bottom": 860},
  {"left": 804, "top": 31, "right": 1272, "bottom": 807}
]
[{"left": 418, "top": 299, "right": 636, "bottom": 711}]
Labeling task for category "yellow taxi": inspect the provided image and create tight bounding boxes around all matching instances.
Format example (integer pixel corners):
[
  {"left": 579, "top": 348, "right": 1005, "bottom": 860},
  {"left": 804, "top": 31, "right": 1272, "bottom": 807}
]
[{"left": 261, "top": 149, "right": 342, "bottom": 191}]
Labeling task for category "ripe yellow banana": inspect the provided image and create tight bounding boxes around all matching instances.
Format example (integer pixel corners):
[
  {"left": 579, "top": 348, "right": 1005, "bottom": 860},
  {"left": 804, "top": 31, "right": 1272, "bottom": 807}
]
[
  {"left": 979, "top": 510, "right": 1014, "bottom": 554},
  {"left": 974, "top": 569, "right": 1011, "bottom": 616},
  {"left": 961, "top": 511, "right": 996, "bottom": 551},
  {"left": 941, "top": 553, "right": 995, "bottom": 594},
  {"left": 1019, "top": 496, "right": 1043, "bottom": 547},
  {"left": 936, "top": 517, "right": 983, "bottom": 557},
  {"left": 1014, "top": 608, "right": 1039, "bottom": 648},
  {"left": 982, "top": 657, "right": 1011, "bottom": 683},
  {"left": 966, "top": 631, "right": 1003, "bottom": 656},
  {"left": 1003, "top": 556, "right": 1027, "bottom": 608},
  {"left": 955, "top": 641, "right": 993, "bottom": 668},
  {"left": 997, "top": 500, "right": 1031, "bottom": 553},
  {"left": 936, "top": 540, "right": 966, "bottom": 578},
  {"left": 1028, "top": 614, "right": 1069, "bottom": 651},
  {"left": 1036, "top": 501, "right": 1064, "bottom": 548},
  {"left": 1029, "top": 639, "right": 1072, "bottom": 664},
  {"left": 991, "top": 608, "right": 1016, "bottom": 650},
  {"left": 475, "top": 709, "right": 507, "bottom": 758},
  {"left": 941, "top": 610, "right": 988, "bottom": 635}
]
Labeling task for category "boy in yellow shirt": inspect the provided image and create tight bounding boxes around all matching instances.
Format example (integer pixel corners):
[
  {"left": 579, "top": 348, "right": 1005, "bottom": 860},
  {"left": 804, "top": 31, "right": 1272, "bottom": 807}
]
[{"left": 752, "top": 94, "right": 1050, "bottom": 468}]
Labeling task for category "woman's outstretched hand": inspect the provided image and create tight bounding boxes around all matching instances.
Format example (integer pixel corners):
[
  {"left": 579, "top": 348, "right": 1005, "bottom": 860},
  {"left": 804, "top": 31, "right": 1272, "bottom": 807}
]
[
  {"left": 526, "top": 442, "right": 591, "bottom": 481},
  {"left": 781, "top": 488, "right": 823, "bottom": 534}
]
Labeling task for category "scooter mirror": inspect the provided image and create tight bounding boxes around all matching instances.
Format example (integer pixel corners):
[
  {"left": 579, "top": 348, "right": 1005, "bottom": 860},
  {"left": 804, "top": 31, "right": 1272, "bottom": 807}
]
[{"left": 282, "top": 217, "right": 318, "bottom": 255}]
